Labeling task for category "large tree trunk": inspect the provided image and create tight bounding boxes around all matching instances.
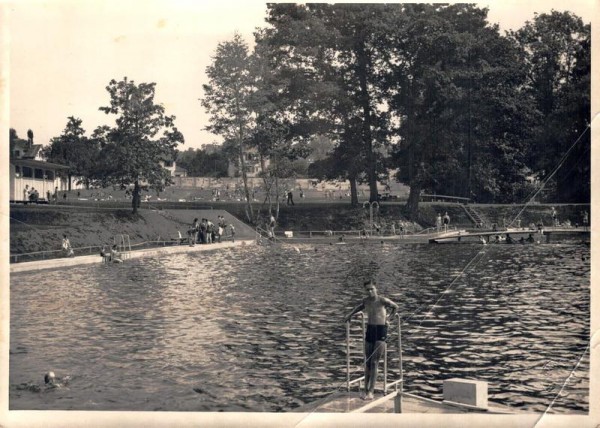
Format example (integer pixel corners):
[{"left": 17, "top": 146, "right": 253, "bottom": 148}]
[
  {"left": 238, "top": 136, "right": 254, "bottom": 223},
  {"left": 356, "top": 41, "right": 378, "bottom": 203},
  {"left": 132, "top": 180, "right": 141, "bottom": 214},
  {"left": 349, "top": 176, "right": 359, "bottom": 207},
  {"left": 406, "top": 183, "right": 421, "bottom": 221},
  {"left": 275, "top": 176, "right": 281, "bottom": 219}
]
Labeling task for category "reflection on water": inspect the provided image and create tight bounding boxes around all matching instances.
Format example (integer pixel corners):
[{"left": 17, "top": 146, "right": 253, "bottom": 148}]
[{"left": 10, "top": 242, "right": 589, "bottom": 412}]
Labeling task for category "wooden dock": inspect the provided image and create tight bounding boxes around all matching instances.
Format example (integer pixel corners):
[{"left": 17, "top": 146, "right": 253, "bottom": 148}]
[{"left": 428, "top": 227, "right": 589, "bottom": 243}]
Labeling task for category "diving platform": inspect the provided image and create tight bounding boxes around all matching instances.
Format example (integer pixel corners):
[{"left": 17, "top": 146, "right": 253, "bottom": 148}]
[
  {"left": 293, "top": 390, "right": 516, "bottom": 414},
  {"left": 294, "top": 313, "right": 520, "bottom": 415}
]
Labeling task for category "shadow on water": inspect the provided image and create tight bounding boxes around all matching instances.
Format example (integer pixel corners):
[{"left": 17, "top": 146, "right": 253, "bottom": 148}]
[{"left": 10, "top": 242, "right": 589, "bottom": 412}]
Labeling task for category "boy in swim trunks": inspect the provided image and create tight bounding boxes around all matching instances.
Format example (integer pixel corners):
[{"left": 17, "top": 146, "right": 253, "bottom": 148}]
[{"left": 344, "top": 280, "right": 398, "bottom": 400}]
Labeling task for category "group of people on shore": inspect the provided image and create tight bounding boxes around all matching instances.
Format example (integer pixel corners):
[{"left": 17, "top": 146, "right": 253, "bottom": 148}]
[
  {"left": 61, "top": 234, "right": 123, "bottom": 262},
  {"left": 188, "top": 215, "right": 235, "bottom": 246},
  {"left": 479, "top": 232, "right": 537, "bottom": 245},
  {"left": 435, "top": 212, "right": 451, "bottom": 231},
  {"left": 24, "top": 185, "right": 65, "bottom": 203}
]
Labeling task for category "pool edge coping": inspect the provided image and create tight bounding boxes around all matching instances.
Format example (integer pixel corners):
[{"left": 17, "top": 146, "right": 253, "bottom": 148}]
[{"left": 10, "top": 239, "right": 257, "bottom": 273}]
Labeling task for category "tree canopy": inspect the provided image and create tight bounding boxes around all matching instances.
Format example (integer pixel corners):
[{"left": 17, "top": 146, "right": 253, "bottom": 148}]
[
  {"left": 41, "top": 117, "right": 100, "bottom": 190},
  {"left": 93, "top": 78, "right": 184, "bottom": 212}
]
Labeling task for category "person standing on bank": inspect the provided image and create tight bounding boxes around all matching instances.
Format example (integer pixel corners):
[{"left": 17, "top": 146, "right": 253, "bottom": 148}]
[
  {"left": 442, "top": 212, "right": 450, "bottom": 231},
  {"left": 344, "top": 280, "right": 399, "bottom": 400}
]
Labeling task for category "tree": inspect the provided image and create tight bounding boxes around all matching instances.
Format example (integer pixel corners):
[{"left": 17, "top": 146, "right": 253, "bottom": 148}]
[
  {"left": 42, "top": 117, "right": 100, "bottom": 190},
  {"left": 202, "top": 34, "right": 256, "bottom": 222},
  {"left": 261, "top": 4, "right": 392, "bottom": 205},
  {"left": 176, "top": 147, "right": 229, "bottom": 177},
  {"left": 95, "top": 77, "right": 184, "bottom": 213},
  {"left": 513, "top": 11, "right": 590, "bottom": 202},
  {"left": 382, "top": 4, "right": 537, "bottom": 216}
]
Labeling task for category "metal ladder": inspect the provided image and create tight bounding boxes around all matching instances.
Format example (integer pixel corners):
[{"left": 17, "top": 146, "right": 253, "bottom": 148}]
[
  {"left": 113, "top": 234, "right": 132, "bottom": 259},
  {"left": 345, "top": 313, "right": 404, "bottom": 411}
]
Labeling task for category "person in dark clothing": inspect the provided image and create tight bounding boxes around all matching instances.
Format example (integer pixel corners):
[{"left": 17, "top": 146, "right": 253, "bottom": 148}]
[
  {"left": 344, "top": 280, "right": 398, "bottom": 400},
  {"left": 287, "top": 190, "right": 295, "bottom": 206}
]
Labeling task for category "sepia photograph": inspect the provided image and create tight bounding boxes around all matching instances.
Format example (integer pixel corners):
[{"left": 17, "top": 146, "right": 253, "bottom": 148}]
[{"left": 1, "top": 1, "right": 597, "bottom": 427}]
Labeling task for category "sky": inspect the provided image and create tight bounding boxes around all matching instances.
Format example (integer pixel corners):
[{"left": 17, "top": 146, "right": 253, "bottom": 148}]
[{"left": 6, "top": 0, "right": 597, "bottom": 151}]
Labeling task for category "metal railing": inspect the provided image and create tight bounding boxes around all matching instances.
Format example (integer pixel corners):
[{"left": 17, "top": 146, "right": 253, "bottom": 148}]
[
  {"left": 268, "top": 229, "right": 419, "bottom": 239},
  {"left": 255, "top": 226, "right": 283, "bottom": 244},
  {"left": 345, "top": 313, "right": 404, "bottom": 411},
  {"left": 9, "top": 238, "right": 212, "bottom": 263}
]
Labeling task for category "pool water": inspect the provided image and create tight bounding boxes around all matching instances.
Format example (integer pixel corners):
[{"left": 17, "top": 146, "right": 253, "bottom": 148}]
[{"left": 10, "top": 241, "right": 589, "bottom": 412}]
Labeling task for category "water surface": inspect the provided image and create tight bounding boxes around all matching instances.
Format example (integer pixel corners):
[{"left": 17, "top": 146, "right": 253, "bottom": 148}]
[{"left": 10, "top": 241, "right": 589, "bottom": 412}]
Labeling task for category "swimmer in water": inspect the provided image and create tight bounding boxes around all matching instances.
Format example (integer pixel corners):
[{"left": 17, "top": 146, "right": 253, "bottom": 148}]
[
  {"left": 44, "top": 371, "right": 71, "bottom": 388},
  {"left": 15, "top": 371, "right": 70, "bottom": 392}
]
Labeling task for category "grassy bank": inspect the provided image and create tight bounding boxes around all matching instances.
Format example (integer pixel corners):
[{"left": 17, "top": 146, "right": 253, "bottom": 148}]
[
  {"left": 10, "top": 201, "right": 589, "bottom": 257},
  {"left": 9, "top": 206, "right": 255, "bottom": 258}
]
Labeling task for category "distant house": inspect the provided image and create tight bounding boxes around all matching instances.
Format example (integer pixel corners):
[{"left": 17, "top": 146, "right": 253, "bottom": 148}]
[
  {"left": 228, "top": 148, "right": 268, "bottom": 178},
  {"left": 10, "top": 137, "right": 70, "bottom": 202},
  {"left": 161, "top": 158, "right": 187, "bottom": 178}
]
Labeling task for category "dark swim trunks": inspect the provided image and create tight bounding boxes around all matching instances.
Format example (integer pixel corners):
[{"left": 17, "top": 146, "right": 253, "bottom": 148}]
[{"left": 365, "top": 324, "right": 388, "bottom": 343}]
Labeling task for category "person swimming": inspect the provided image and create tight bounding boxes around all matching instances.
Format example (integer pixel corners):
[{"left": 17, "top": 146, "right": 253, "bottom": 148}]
[
  {"left": 15, "top": 371, "right": 71, "bottom": 393},
  {"left": 44, "top": 371, "right": 71, "bottom": 388}
]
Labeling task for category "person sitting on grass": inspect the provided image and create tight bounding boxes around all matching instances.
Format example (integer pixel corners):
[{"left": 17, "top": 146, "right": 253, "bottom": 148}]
[
  {"left": 109, "top": 245, "right": 123, "bottom": 263},
  {"left": 99, "top": 246, "right": 111, "bottom": 262},
  {"left": 62, "top": 234, "right": 74, "bottom": 257}
]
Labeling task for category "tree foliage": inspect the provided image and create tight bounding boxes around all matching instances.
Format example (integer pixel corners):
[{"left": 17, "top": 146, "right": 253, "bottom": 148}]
[
  {"left": 41, "top": 117, "right": 100, "bottom": 190},
  {"left": 512, "top": 11, "right": 590, "bottom": 203},
  {"left": 176, "top": 147, "right": 229, "bottom": 177},
  {"left": 202, "top": 34, "right": 256, "bottom": 221},
  {"left": 94, "top": 77, "right": 184, "bottom": 213},
  {"left": 246, "top": 4, "right": 590, "bottom": 214}
]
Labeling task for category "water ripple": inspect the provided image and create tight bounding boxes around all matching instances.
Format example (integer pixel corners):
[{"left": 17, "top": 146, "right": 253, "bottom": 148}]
[{"left": 10, "top": 242, "right": 589, "bottom": 413}]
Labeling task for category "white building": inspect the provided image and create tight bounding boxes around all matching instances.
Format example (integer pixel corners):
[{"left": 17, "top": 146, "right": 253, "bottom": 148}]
[
  {"left": 10, "top": 139, "right": 70, "bottom": 202},
  {"left": 161, "top": 159, "right": 187, "bottom": 177},
  {"left": 227, "top": 148, "right": 268, "bottom": 178}
]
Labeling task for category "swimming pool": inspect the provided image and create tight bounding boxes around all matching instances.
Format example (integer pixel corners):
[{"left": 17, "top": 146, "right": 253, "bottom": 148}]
[{"left": 10, "top": 241, "right": 589, "bottom": 412}]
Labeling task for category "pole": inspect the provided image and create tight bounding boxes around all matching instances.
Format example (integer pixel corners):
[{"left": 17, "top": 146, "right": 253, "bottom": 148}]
[
  {"left": 346, "top": 321, "right": 350, "bottom": 392},
  {"left": 384, "top": 341, "right": 388, "bottom": 394},
  {"left": 397, "top": 315, "right": 403, "bottom": 412}
]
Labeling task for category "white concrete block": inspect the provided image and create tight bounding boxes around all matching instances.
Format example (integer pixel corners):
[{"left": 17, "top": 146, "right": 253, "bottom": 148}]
[
  {"left": 284, "top": 231, "right": 294, "bottom": 238},
  {"left": 443, "top": 378, "right": 488, "bottom": 409}
]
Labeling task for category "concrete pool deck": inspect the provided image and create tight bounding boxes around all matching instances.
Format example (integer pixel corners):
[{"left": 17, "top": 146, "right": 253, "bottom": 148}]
[{"left": 10, "top": 239, "right": 256, "bottom": 273}]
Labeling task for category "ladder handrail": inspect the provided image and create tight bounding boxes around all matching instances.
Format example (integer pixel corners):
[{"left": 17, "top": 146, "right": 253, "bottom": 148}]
[{"left": 345, "top": 313, "right": 403, "bottom": 399}]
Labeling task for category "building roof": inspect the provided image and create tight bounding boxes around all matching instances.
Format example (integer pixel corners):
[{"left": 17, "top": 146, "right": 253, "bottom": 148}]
[
  {"left": 10, "top": 158, "right": 70, "bottom": 170},
  {"left": 13, "top": 141, "right": 43, "bottom": 159}
]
